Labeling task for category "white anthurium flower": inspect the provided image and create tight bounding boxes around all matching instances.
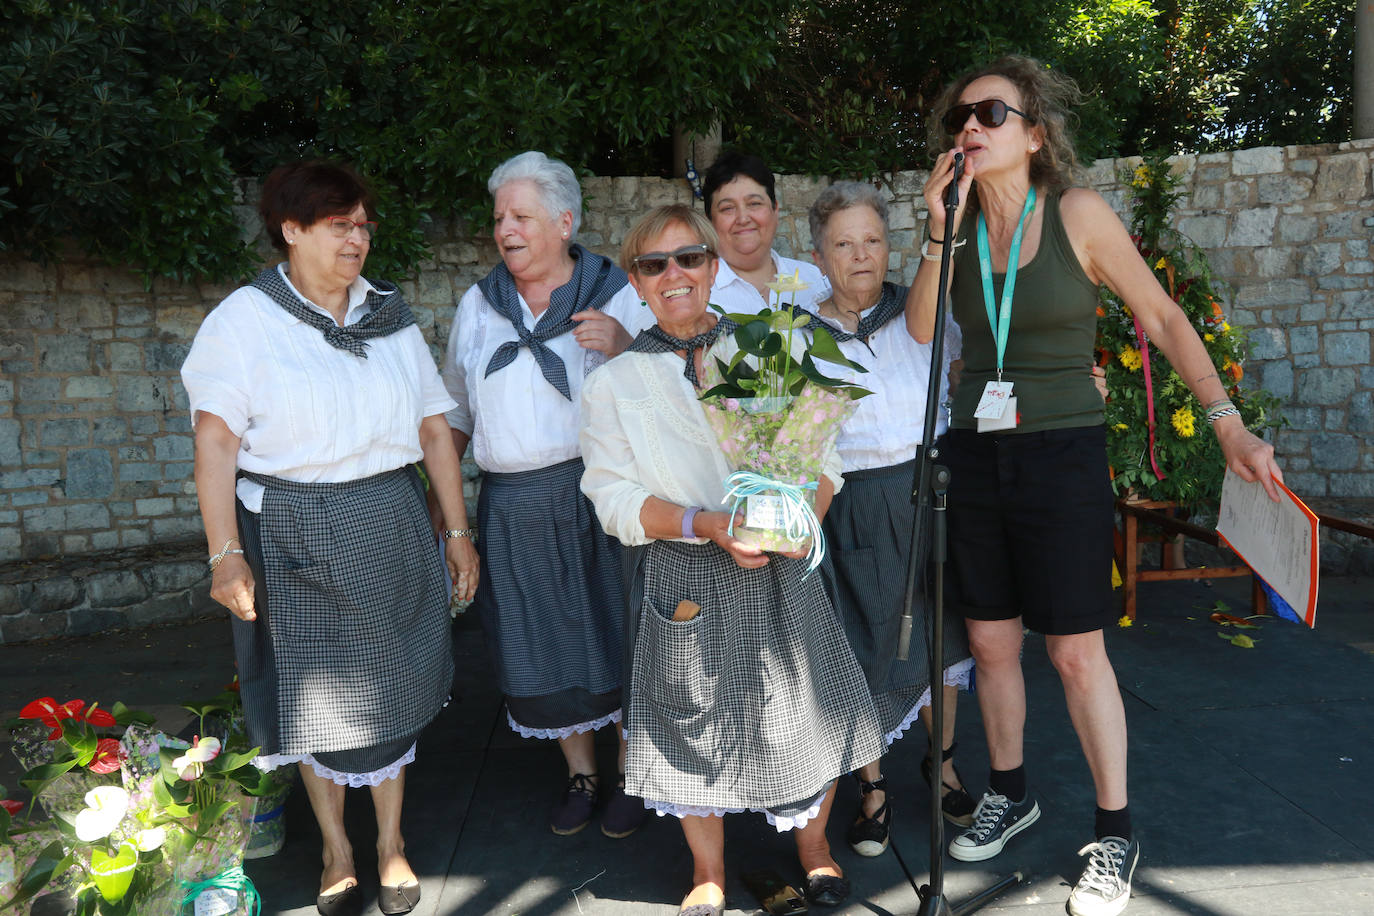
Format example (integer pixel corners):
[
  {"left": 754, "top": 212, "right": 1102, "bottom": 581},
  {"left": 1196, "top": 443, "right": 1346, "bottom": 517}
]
[
  {"left": 172, "top": 736, "right": 222, "bottom": 781},
  {"left": 766, "top": 269, "right": 809, "bottom": 295},
  {"left": 74, "top": 786, "right": 130, "bottom": 842},
  {"left": 132, "top": 826, "right": 167, "bottom": 851}
]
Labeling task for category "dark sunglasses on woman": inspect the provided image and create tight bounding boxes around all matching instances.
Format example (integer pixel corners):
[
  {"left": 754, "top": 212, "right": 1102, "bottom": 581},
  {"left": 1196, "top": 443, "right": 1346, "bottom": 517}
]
[
  {"left": 632, "top": 244, "right": 713, "bottom": 276},
  {"left": 942, "top": 98, "right": 1034, "bottom": 135}
]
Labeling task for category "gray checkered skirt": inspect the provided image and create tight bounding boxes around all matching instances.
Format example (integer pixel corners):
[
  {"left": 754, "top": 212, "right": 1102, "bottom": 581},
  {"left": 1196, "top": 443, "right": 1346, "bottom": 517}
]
[
  {"left": 625, "top": 540, "right": 885, "bottom": 812},
  {"left": 233, "top": 467, "right": 454, "bottom": 760},
  {"left": 475, "top": 458, "right": 624, "bottom": 734},
  {"left": 823, "top": 461, "right": 973, "bottom": 743}
]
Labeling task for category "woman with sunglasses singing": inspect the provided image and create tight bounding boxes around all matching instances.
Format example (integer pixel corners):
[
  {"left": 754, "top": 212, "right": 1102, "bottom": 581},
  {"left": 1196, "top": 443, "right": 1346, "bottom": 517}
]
[
  {"left": 581, "top": 205, "right": 883, "bottom": 915},
  {"left": 907, "top": 57, "right": 1284, "bottom": 916},
  {"left": 440, "top": 151, "right": 653, "bottom": 840}
]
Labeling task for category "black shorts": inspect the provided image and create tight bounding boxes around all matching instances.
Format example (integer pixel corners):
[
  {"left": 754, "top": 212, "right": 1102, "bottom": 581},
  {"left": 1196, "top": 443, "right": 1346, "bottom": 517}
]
[{"left": 939, "top": 425, "right": 1115, "bottom": 636}]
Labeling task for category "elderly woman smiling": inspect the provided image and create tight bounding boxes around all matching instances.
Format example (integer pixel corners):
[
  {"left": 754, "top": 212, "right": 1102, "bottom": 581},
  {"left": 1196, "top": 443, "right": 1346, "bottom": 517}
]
[
  {"left": 440, "top": 151, "right": 652, "bottom": 839},
  {"left": 580, "top": 204, "right": 884, "bottom": 915},
  {"left": 802, "top": 181, "right": 977, "bottom": 857}
]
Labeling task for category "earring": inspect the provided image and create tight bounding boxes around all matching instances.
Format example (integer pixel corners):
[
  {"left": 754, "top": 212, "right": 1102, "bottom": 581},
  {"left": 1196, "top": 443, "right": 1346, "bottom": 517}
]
[
  {"left": 287, "top": 239, "right": 295, "bottom": 245},
  {"left": 640, "top": 300, "right": 647, "bottom": 308}
]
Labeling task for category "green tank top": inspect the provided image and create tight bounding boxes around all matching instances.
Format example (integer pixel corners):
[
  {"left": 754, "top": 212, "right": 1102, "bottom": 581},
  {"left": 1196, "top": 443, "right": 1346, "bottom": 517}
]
[{"left": 949, "top": 189, "right": 1104, "bottom": 433}]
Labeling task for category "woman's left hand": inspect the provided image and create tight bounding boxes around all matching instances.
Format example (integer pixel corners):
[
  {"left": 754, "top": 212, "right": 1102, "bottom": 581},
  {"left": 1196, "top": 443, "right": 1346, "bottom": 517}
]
[
  {"left": 1214, "top": 419, "right": 1284, "bottom": 501},
  {"left": 571, "top": 310, "right": 633, "bottom": 356},
  {"left": 445, "top": 536, "right": 480, "bottom": 603}
]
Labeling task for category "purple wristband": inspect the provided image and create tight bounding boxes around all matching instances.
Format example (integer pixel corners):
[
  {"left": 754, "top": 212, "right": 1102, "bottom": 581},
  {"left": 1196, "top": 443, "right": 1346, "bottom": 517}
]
[{"left": 681, "top": 506, "right": 701, "bottom": 540}]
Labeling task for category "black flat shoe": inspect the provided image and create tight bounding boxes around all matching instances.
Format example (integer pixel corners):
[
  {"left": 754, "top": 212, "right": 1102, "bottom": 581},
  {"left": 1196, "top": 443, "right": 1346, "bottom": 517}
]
[
  {"left": 922, "top": 741, "right": 976, "bottom": 828},
  {"left": 846, "top": 773, "right": 891, "bottom": 857},
  {"left": 804, "top": 873, "right": 850, "bottom": 908},
  {"left": 378, "top": 881, "right": 421, "bottom": 916},
  {"left": 316, "top": 884, "right": 363, "bottom": 916}
]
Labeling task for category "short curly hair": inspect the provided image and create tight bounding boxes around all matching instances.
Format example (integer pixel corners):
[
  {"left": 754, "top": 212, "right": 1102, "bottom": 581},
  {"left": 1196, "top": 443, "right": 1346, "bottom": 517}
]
[
  {"left": 258, "top": 161, "right": 374, "bottom": 252},
  {"left": 928, "top": 55, "right": 1083, "bottom": 196}
]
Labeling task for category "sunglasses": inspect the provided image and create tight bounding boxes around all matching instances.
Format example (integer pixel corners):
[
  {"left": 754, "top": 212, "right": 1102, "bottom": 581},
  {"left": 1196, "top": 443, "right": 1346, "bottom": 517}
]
[
  {"left": 632, "top": 244, "right": 713, "bottom": 276},
  {"left": 942, "top": 99, "right": 1034, "bottom": 135}
]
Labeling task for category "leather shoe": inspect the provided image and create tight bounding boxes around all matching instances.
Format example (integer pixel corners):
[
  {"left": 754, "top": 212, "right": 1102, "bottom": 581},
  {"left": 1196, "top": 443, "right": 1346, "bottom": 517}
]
[
  {"left": 805, "top": 872, "right": 850, "bottom": 908},
  {"left": 378, "top": 881, "right": 421, "bottom": 916},
  {"left": 316, "top": 883, "right": 363, "bottom": 916}
]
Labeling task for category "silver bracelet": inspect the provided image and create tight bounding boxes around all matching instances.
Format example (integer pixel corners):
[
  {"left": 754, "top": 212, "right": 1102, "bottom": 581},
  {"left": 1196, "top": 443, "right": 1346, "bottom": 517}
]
[
  {"left": 920, "top": 237, "right": 967, "bottom": 262},
  {"left": 1206, "top": 406, "right": 1241, "bottom": 424},
  {"left": 443, "top": 528, "right": 477, "bottom": 540},
  {"left": 208, "top": 539, "right": 244, "bottom": 570}
]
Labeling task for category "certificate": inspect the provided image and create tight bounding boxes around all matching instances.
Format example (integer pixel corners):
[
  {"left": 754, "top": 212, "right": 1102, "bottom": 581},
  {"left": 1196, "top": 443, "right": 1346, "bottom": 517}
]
[{"left": 1215, "top": 469, "right": 1319, "bottom": 627}]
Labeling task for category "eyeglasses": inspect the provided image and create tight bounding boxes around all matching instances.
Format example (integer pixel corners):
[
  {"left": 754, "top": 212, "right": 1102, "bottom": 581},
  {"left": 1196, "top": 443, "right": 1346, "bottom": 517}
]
[
  {"left": 631, "top": 244, "right": 713, "bottom": 276},
  {"left": 942, "top": 99, "right": 1034, "bottom": 135},
  {"left": 325, "top": 216, "right": 378, "bottom": 240}
]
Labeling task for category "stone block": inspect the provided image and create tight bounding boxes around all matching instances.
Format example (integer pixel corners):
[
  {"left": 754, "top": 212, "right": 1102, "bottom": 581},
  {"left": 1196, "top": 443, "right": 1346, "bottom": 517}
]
[
  {"left": 144, "top": 341, "right": 190, "bottom": 372},
  {"left": 1326, "top": 331, "right": 1371, "bottom": 366},
  {"left": 1223, "top": 181, "right": 1251, "bottom": 207},
  {"left": 40, "top": 418, "right": 89, "bottom": 447},
  {"left": 143, "top": 560, "right": 208, "bottom": 593},
  {"left": 1247, "top": 327, "right": 1286, "bottom": 360},
  {"left": 0, "top": 612, "right": 70, "bottom": 644},
  {"left": 1178, "top": 214, "right": 1226, "bottom": 248},
  {"left": 1330, "top": 473, "right": 1374, "bottom": 498},
  {"left": 1335, "top": 292, "right": 1374, "bottom": 320},
  {"left": 130, "top": 416, "right": 159, "bottom": 436},
  {"left": 124, "top": 593, "right": 193, "bottom": 628},
  {"left": 120, "top": 528, "right": 151, "bottom": 547},
  {"left": 64, "top": 376, "right": 113, "bottom": 399},
  {"left": 1310, "top": 433, "right": 1361, "bottom": 470},
  {"left": 11, "top": 491, "right": 48, "bottom": 507},
  {"left": 0, "top": 418, "right": 18, "bottom": 465},
  {"left": 1251, "top": 247, "right": 1293, "bottom": 278},
  {"left": 1314, "top": 154, "right": 1370, "bottom": 201},
  {"left": 116, "top": 377, "right": 169, "bottom": 413},
  {"left": 117, "top": 305, "right": 152, "bottom": 326},
  {"left": 1231, "top": 147, "right": 1283, "bottom": 175},
  {"left": 18, "top": 377, "right": 62, "bottom": 401},
  {"left": 1226, "top": 207, "right": 1277, "bottom": 247},
  {"left": 135, "top": 497, "right": 175, "bottom": 516},
  {"left": 1191, "top": 184, "right": 1222, "bottom": 208},
  {"left": 1278, "top": 214, "right": 1317, "bottom": 243},
  {"left": 66, "top": 503, "right": 110, "bottom": 529},
  {"left": 16, "top": 576, "right": 84, "bottom": 614},
  {"left": 117, "top": 462, "right": 162, "bottom": 482},
  {"left": 22, "top": 506, "right": 67, "bottom": 532},
  {"left": 64, "top": 449, "right": 115, "bottom": 499},
  {"left": 1260, "top": 361, "right": 1293, "bottom": 398},
  {"left": 92, "top": 418, "right": 130, "bottom": 445},
  {"left": 1289, "top": 325, "right": 1319, "bottom": 353},
  {"left": 2, "top": 467, "right": 61, "bottom": 489},
  {"left": 86, "top": 569, "right": 149, "bottom": 607},
  {"left": 153, "top": 435, "right": 194, "bottom": 461},
  {"left": 151, "top": 516, "right": 204, "bottom": 539},
  {"left": 1295, "top": 367, "right": 1357, "bottom": 403},
  {"left": 1301, "top": 242, "right": 1343, "bottom": 276},
  {"left": 38, "top": 334, "right": 93, "bottom": 372},
  {"left": 154, "top": 306, "right": 208, "bottom": 339},
  {"left": 107, "top": 342, "right": 143, "bottom": 371},
  {"left": 1257, "top": 174, "right": 1311, "bottom": 204}
]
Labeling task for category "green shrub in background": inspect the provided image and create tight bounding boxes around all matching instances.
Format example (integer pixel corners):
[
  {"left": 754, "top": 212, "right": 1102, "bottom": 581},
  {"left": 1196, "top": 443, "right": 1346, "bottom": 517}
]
[
  {"left": 0, "top": 0, "right": 779, "bottom": 282},
  {"left": 1095, "top": 154, "right": 1284, "bottom": 511}
]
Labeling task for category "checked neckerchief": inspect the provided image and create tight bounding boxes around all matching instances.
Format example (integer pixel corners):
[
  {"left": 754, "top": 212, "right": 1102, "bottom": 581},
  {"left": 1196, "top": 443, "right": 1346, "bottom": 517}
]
[
  {"left": 798, "top": 282, "right": 907, "bottom": 357},
  {"left": 626, "top": 317, "right": 737, "bottom": 388},
  {"left": 251, "top": 265, "right": 415, "bottom": 357}
]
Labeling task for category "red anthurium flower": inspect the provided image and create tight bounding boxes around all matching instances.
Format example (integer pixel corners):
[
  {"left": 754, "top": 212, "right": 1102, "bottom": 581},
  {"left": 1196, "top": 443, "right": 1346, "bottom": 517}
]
[
  {"left": 88, "top": 738, "right": 124, "bottom": 774},
  {"left": 84, "top": 706, "right": 117, "bottom": 728},
  {"left": 20, "top": 697, "right": 86, "bottom": 740},
  {"left": 1, "top": 799, "right": 23, "bottom": 816}
]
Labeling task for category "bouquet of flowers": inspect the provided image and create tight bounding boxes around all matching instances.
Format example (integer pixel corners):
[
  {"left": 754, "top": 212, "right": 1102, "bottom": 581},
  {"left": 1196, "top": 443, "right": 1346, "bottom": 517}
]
[
  {"left": 699, "top": 271, "right": 871, "bottom": 570},
  {"left": 1, "top": 683, "right": 284, "bottom": 916}
]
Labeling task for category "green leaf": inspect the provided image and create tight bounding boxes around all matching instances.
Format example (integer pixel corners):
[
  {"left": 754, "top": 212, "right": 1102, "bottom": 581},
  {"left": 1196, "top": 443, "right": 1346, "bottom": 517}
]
[
  {"left": 0, "top": 840, "right": 67, "bottom": 913},
  {"left": 808, "top": 326, "right": 867, "bottom": 372}
]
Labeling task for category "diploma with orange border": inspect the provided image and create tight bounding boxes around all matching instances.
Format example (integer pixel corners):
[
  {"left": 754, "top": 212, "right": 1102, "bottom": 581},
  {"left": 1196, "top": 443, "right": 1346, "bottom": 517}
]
[{"left": 1215, "top": 468, "right": 1319, "bottom": 627}]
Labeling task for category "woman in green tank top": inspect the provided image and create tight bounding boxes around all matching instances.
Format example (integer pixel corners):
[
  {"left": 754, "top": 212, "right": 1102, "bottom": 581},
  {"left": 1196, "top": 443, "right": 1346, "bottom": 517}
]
[{"left": 902, "top": 56, "right": 1285, "bottom": 916}]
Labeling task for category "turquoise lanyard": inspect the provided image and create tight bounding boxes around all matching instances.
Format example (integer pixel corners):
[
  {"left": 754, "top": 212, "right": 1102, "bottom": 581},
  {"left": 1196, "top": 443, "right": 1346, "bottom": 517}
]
[{"left": 976, "top": 187, "right": 1037, "bottom": 382}]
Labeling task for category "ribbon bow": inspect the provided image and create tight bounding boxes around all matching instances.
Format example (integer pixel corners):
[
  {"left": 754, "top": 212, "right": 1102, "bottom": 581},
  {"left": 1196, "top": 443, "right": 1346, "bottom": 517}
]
[
  {"left": 181, "top": 866, "right": 262, "bottom": 916},
  {"left": 723, "top": 471, "right": 826, "bottom": 575}
]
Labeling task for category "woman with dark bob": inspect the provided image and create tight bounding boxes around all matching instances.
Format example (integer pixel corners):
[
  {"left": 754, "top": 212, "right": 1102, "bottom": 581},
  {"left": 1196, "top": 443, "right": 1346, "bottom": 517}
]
[
  {"left": 803, "top": 181, "right": 976, "bottom": 857},
  {"left": 580, "top": 204, "right": 884, "bottom": 915},
  {"left": 183, "top": 161, "right": 472, "bottom": 916},
  {"left": 440, "top": 151, "right": 651, "bottom": 839},
  {"left": 908, "top": 56, "right": 1284, "bottom": 916}
]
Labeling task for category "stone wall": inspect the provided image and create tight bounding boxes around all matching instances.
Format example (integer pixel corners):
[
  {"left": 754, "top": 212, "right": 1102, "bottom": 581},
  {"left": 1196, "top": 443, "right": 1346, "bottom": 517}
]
[{"left": 1, "top": 140, "right": 1371, "bottom": 640}]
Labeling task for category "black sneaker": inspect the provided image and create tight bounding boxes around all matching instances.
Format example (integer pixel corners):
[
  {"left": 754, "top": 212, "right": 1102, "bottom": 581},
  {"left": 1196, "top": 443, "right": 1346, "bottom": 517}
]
[
  {"left": 1067, "top": 836, "right": 1139, "bottom": 916},
  {"left": 947, "top": 792, "right": 1040, "bottom": 862}
]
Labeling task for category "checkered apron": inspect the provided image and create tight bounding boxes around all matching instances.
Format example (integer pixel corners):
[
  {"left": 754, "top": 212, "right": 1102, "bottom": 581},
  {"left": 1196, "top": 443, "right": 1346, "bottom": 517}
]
[
  {"left": 237, "top": 467, "right": 453, "bottom": 756},
  {"left": 626, "top": 540, "right": 885, "bottom": 811}
]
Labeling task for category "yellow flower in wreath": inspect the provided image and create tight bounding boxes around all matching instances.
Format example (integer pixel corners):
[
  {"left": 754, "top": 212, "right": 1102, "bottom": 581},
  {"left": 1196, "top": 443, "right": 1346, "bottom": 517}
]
[
  {"left": 1204, "top": 332, "right": 1214, "bottom": 342},
  {"left": 1118, "top": 345, "right": 1143, "bottom": 372},
  {"left": 1171, "top": 406, "right": 1196, "bottom": 438},
  {"left": 1154, "top": 257, "right": 1167, "bottom": 270}
]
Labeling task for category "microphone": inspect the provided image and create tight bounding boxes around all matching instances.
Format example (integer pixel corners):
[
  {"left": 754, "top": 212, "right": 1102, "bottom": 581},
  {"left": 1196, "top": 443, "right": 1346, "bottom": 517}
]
[{"left": 943, "top": 151, "right": 965, "bottom": 209}]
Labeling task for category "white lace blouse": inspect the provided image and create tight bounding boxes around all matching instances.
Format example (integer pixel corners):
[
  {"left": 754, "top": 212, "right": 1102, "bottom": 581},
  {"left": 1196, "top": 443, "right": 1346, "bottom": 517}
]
[
  {"left": 580, "top": 340, "right": 844, "bottom": 547},
  {"left": 440, "top": 281, "right": 652, "bottom": 473}
]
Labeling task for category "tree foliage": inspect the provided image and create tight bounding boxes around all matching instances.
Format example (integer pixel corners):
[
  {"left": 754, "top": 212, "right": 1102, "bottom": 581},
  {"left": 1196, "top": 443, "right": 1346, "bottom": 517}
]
[
  {"left": 0, "top": 0, "right": 779, "bottom": 281},
  {"left": 728, "top": 0, "right": 1353, "bottom": 175}
]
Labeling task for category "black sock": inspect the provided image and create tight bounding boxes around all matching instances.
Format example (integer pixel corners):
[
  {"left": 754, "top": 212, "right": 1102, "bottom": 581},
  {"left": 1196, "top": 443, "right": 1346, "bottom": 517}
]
[
  {"left": 1095, "top": 805, "right": 1131, "bottom": 841},
  {"left": 988, "top": 766, "right": 1025, "bottom": 804}
]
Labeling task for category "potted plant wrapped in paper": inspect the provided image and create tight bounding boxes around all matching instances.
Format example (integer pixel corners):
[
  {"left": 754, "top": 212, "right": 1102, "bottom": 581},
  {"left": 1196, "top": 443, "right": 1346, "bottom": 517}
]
[{"left": 699, "top": 270, "right": 871, "bottom": 569}]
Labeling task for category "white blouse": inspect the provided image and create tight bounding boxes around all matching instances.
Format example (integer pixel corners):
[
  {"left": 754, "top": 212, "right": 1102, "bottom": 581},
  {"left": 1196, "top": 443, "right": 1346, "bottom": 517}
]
[
  {"left": 441, "top": 281, "right": 652, "bottom": 473},
  {"left": 811, "top": 306, "right": 962, "bottom": 473},
  {"left": 710, "top": 251, "right": 829, "bottom": 313},
  {"left": 180, "top": 265, "right": 456, "bottom": 513},
  {"left": 580, "top": 341, "right": 844, "bottom": 548}
]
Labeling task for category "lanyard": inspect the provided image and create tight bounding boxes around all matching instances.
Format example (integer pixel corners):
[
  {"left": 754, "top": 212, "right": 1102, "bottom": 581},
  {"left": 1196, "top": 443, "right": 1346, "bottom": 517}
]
[{"left": 976, "top": 187, "right": 1037, "bottom": 381}]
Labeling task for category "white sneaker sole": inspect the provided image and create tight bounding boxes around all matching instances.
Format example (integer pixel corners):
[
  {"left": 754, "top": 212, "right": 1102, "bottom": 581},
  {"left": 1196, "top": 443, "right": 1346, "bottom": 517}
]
[
  {"left": 948, "top": 801, "right": 1041, "bottom": 862},
  {"left": 1066, "top": 845, "right": 1138, "bottom": 916},
  {"left": 850, "top": 837, "right": 889, "bottom": 857}
]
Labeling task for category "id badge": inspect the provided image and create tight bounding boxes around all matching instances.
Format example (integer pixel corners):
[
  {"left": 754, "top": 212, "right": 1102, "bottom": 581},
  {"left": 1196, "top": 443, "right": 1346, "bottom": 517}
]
[
  {"left": 978, "top": 396, "right": 1019, "bottom": 432},
  {"left": 746, "top": 494, "right": 785, "bottom": 530},
  {"left": 974, "top": 380, "right": 1014, "bottom": 419}
]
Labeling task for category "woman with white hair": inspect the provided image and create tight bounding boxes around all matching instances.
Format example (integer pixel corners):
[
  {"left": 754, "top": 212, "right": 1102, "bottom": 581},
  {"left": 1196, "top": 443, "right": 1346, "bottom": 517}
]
[{"left": 440, "top": 151, "right": 652, "bottom": 838}]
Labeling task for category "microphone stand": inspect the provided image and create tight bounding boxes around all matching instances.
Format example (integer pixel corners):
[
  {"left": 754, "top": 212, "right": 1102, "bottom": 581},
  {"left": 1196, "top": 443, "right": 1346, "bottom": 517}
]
[{"left": 896, "top": 154, "right": 1025, "bottom": 916}]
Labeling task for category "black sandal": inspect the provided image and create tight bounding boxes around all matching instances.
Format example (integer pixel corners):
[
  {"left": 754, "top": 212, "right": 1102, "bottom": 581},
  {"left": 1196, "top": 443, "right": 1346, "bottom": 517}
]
[
  {"left": 845, "top": 773, "right": 891, "bottom": 857},
  {"left": 921, "top": 740, "right": 976, "bottom": 827}
]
